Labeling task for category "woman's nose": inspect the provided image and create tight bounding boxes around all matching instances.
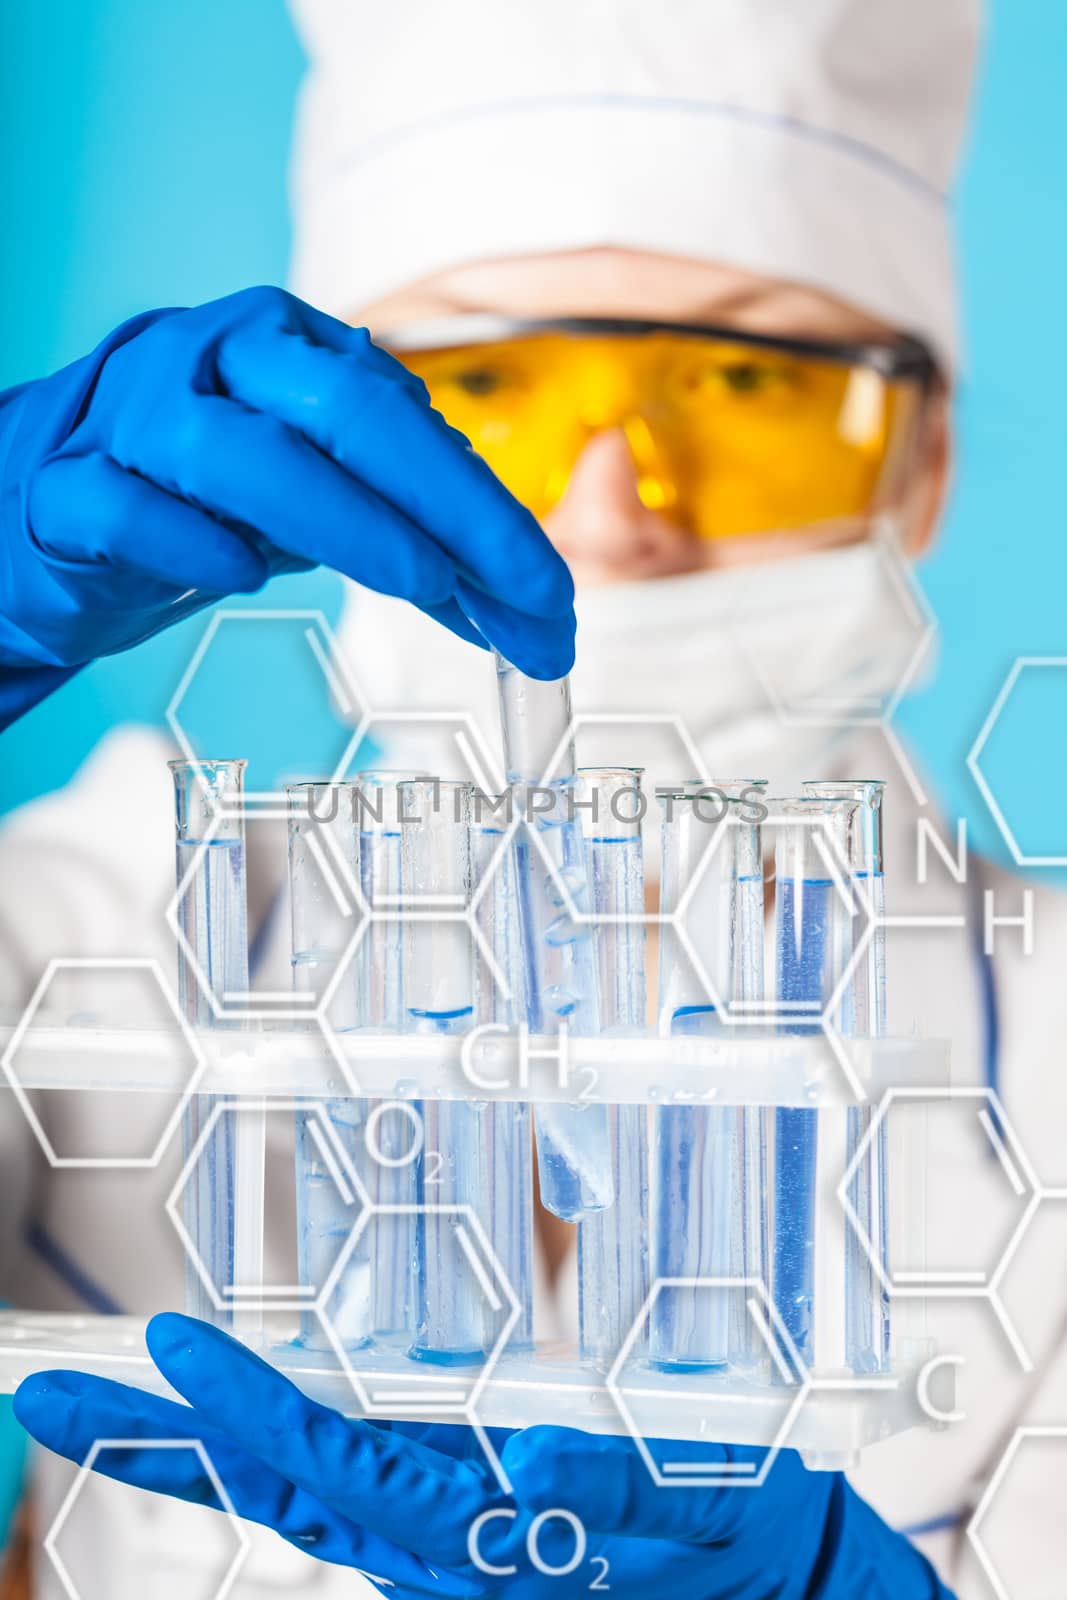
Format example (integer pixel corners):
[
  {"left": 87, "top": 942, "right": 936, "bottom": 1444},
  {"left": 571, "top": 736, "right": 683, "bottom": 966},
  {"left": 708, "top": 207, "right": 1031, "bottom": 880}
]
[{"left": 543, "top": 429, "right": 704, "bottom": 584}]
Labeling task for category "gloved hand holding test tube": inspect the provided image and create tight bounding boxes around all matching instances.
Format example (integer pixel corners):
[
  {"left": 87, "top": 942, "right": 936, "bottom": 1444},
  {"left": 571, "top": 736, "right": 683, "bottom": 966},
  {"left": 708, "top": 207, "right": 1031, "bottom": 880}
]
[{"left": 494, "top": 654, "right": 614, "bottom": 1221}]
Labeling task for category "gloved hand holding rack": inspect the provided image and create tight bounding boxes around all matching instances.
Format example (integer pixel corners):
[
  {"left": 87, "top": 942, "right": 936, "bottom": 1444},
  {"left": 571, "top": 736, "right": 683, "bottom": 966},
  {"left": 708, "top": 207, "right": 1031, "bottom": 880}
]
[{"left": 0, "top": 662, "right": 952, "bottom": 1600}]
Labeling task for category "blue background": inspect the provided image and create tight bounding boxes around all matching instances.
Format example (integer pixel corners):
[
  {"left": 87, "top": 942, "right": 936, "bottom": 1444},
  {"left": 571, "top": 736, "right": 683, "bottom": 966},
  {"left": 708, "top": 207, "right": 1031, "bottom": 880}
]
[{"left": 1, "top": 0, "right": 1065, "bottom": 867}]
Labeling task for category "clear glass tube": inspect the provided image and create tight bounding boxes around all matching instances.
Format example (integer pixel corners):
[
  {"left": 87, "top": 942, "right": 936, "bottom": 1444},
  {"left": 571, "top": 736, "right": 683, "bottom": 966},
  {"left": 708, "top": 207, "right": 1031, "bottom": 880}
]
[
  {"left": 473, "top": 807, "right": 534, "bottom": 1351},
  {"left": 288, "top": 782, "right": 361, "bottom": 1026},
  {"left": 773, "top": 796, "right": 874, "bottom": 1374},
  {"left": 801, "top": 780, "right": 890, "bottom": 1371},
  {"left": 576, "top": 769, "right": 649, "bottom": 1365},
  {"left": 170, "top": 759, "right": 252, "bottom": 1332},
  {"left": 495, "top": 655, "right": 576, "bottom": 783},
  {"left": 287, "top": 783, "right": 369, "bottom": 1350},
  {"left": 650, "top": 782, "right": 767, "bottom": 1371},
  {"left": 800, "top": 782, "right": 886, "bottom": 1033},
  {"left": 400, "top": 779, "right": 482, "bottom": 1364},
  {"left": 356, "top": 772, "right": 417, "bottom": 1338},
  {"left": 171, "top": 759, "right": 248, "bottom": 1023},
  {"left": 495, "top": 653, "right": 613, "bottom": 1222}
]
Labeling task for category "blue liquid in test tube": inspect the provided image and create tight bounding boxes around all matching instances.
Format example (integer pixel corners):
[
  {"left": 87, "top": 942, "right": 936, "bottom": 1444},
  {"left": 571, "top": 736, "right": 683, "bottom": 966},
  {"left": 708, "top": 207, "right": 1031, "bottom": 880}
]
[
  {"left": 773, "top": 797, "right": 866, "bottom": 1374},
  {"left": 650, "top": 783, "right": 767, "bottom": 1372},
  {"left": 170, "top": 759, "right": 250, "bottom": 1331},
  {"left": 773, "top": 869, "right": 828, "bottom": 1369},
  {"left": 495, "top": 656, "right": 613, "bottom": 1222},
  {"left": 287, "top": 782, "right": 369, "bottom": 1351},
  {"left": 576, "top": 769, "right": 649, "bottom": 1365},
  {"left": 401, "top": 780, "right": 484, "bottom": 1364},
  {"left": 802, "top": 781, "right": 890, "bottom": 1372},
  {"left": 357, "top": 773, "right": 417, "bottom": 1339},
  {"left": 474, "top": 811, "right": 534, "bottom": 1350}
]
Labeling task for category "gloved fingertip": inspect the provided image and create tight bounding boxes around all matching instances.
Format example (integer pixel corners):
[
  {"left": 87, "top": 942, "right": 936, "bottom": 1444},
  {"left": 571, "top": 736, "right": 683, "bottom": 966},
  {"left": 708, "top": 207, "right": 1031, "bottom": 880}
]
[
  {"left": 146, "top": 1311, "right": 208, "bottom": 1371},
  {"left": 12, "top": 1375, "right": 53, "bottom": 1427},
  {"left": 520, "top": 555, "right": 576, "bottom": 623},
  {"left": 147, "top": 1309, "right": 196, "bottom": 1340},
  {"left": 14, "top": 1368, "right": 88, "bottom": 1410},
  {"left": 147, "top": 1310, "right": 282, "bottom": 1401},
  {"left": 507, "top": 627, "right": 576, "bottom": 682},
  {"left": 12, "top": 1370, "right": 92, "bottom": 1446},
  {"left": 419, "top": 597, "right": 491, "bottom": 653},
  {"left": 206, "top": 539, "right": 271, "bottom": 596},
  {"left": 231, "top": 555, "right": 271, "bottom": 596},
  {"left": 520, "top": 651, "right": 575, "bottom": 683}
]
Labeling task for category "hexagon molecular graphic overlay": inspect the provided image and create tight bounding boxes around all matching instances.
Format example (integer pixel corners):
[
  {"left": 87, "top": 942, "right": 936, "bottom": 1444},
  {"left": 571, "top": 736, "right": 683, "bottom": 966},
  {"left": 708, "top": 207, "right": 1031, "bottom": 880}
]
[
  {"left": 167, "top": 1099, "right": 370, "bottom": 1317},
  {"left": 839, "top": 1086, "right": 1066, "bottom": 1373},
  {"left": 968, "top": 1427, "right": 1067, "bottom": 1600},
  {"left": 673, "top": 802, "right": 875, "bottom": 1099},
  {"left": 167, "top": 609, "right": 368, "bottom": 793},
  {"left": 343, "top": 709, "right": 504, "bottom": 792},
  {"left": 168, "top": 796, "right": 365, "bottom": 1039},
  {"left": 1, "top": 958, "right": 204, "bottom": 1168},
  {"left": 606, "top": 1277, "right": 809, "bottom": 1490},
  {"left": 967, "top": 657, "right": 1067, "bottom": 866},
  {"left": 45, "top": 1438, "right": 249, "bottom": 1600},
  {"left": 286, "top": 781, "right": 368, "bottom": 1032},
  {"left": 535, "top": 711, "right": 712, "bottom": 791},
  {"left": 319, "top": 1202, "right": 520, "bottom": 1421},
  {"left": 741, "top": 525, "right": 934, "bottom": 731}
]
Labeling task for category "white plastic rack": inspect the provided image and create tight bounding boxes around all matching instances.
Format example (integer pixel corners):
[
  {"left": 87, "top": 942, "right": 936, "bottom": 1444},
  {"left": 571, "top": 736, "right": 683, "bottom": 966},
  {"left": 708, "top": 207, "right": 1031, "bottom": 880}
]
[{"left": 0, "top": 1023, "right": 950, "bottom": 1469}]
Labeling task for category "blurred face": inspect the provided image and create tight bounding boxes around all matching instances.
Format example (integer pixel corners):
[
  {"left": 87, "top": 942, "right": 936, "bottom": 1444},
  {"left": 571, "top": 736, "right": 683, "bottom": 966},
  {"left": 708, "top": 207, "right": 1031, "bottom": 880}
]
[{"left": 359, "top": 249, "right": 950, "bottom": 589}]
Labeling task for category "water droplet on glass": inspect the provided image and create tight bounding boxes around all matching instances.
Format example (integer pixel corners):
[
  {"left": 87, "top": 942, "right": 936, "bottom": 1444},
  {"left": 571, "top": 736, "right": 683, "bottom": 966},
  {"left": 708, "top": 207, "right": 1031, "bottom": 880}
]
[{"left": 543, "top": 985, "right": 578, "bottom": 1017}]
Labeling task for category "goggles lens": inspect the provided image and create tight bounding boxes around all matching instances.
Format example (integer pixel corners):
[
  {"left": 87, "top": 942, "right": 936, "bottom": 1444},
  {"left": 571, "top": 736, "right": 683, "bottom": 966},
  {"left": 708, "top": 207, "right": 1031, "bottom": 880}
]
[{"left": 397, "top": 328, "right": 926, "bottom": 540}]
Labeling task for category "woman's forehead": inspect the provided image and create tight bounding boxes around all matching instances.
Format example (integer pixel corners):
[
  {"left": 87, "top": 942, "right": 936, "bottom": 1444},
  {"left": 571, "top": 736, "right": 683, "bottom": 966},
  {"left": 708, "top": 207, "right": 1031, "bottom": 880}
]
[{"left": 356, "top": 248, "right": 902, "bottom": 345}]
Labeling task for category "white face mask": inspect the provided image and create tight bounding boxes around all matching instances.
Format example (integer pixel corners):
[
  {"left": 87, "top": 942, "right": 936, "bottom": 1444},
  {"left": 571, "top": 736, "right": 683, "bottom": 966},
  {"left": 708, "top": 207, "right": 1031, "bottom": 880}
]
[{"left": 337, "top": 532, "right": 930, "bottom": 789}]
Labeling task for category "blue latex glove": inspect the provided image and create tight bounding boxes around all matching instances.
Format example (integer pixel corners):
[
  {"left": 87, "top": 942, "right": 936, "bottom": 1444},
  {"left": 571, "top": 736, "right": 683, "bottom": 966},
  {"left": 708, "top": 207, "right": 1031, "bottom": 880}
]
[
  {"left": 14, "top": 1313, "right": 953, "bottom": 1599},
  {"left": 0, "top": 287, "right": 576, "bottom": 729}
]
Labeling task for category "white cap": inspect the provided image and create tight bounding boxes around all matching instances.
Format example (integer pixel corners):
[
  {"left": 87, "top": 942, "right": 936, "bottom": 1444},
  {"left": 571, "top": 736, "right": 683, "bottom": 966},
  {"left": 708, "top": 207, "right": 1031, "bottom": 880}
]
[{"left": 288, "top": 0, "right": 981, "bottom": 371}]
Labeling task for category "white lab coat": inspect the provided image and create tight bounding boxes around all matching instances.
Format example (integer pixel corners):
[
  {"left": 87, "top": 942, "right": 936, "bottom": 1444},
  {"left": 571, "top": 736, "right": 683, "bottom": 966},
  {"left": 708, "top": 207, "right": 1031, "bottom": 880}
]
[{"left": 1, "top": 720, "right": 1065, "bottom": 1600}]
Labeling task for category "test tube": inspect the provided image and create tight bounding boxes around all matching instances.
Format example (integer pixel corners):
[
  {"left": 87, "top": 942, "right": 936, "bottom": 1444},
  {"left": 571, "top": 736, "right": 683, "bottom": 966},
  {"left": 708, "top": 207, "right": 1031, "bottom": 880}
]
[
  {"left": 802, "top": 780, "right": 890, "bottom": 1371},
  {"left": 800, "top": 783, "right": 886, "bottom": 1031},
  {"left": 356, "top": 772, "right": 416, "bottom": 1338},
  {"left": 287, "top": 782, "right": 369, "bottom": 1349},
  {"left": 495, "top": 654, "right": 613, "bottom": 1222},
  {"left": 170, "top": 759, "right": 256, "bottom": 1331},
  {"left": 473, "top": 798, "right": 534, "bottom": 1350},
  {"left": 773, "top": 796, "right": 872, "bottom": 1373},
  {"left": 400, "top": 779, "right": 483, "bottom": 1363},
  {"left": 576, "top": 769, "right": 649, "bottom": 1365},
  {"left": 650, "top": 782, "right": 767, "bottom": 1371}
]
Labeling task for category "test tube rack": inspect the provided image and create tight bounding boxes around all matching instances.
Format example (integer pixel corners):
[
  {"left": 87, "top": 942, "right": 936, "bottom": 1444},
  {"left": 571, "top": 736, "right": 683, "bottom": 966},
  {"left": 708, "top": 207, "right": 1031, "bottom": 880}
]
[{"left": 0, "top": 1020, "right": 949, "bottom": 1469}]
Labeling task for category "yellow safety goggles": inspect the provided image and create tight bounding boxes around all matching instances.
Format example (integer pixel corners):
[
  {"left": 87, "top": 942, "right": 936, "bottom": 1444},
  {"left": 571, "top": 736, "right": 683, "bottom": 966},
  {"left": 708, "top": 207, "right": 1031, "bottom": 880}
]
[{"left": 387, "top": 316, "right": 936, "bottom": 541}]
